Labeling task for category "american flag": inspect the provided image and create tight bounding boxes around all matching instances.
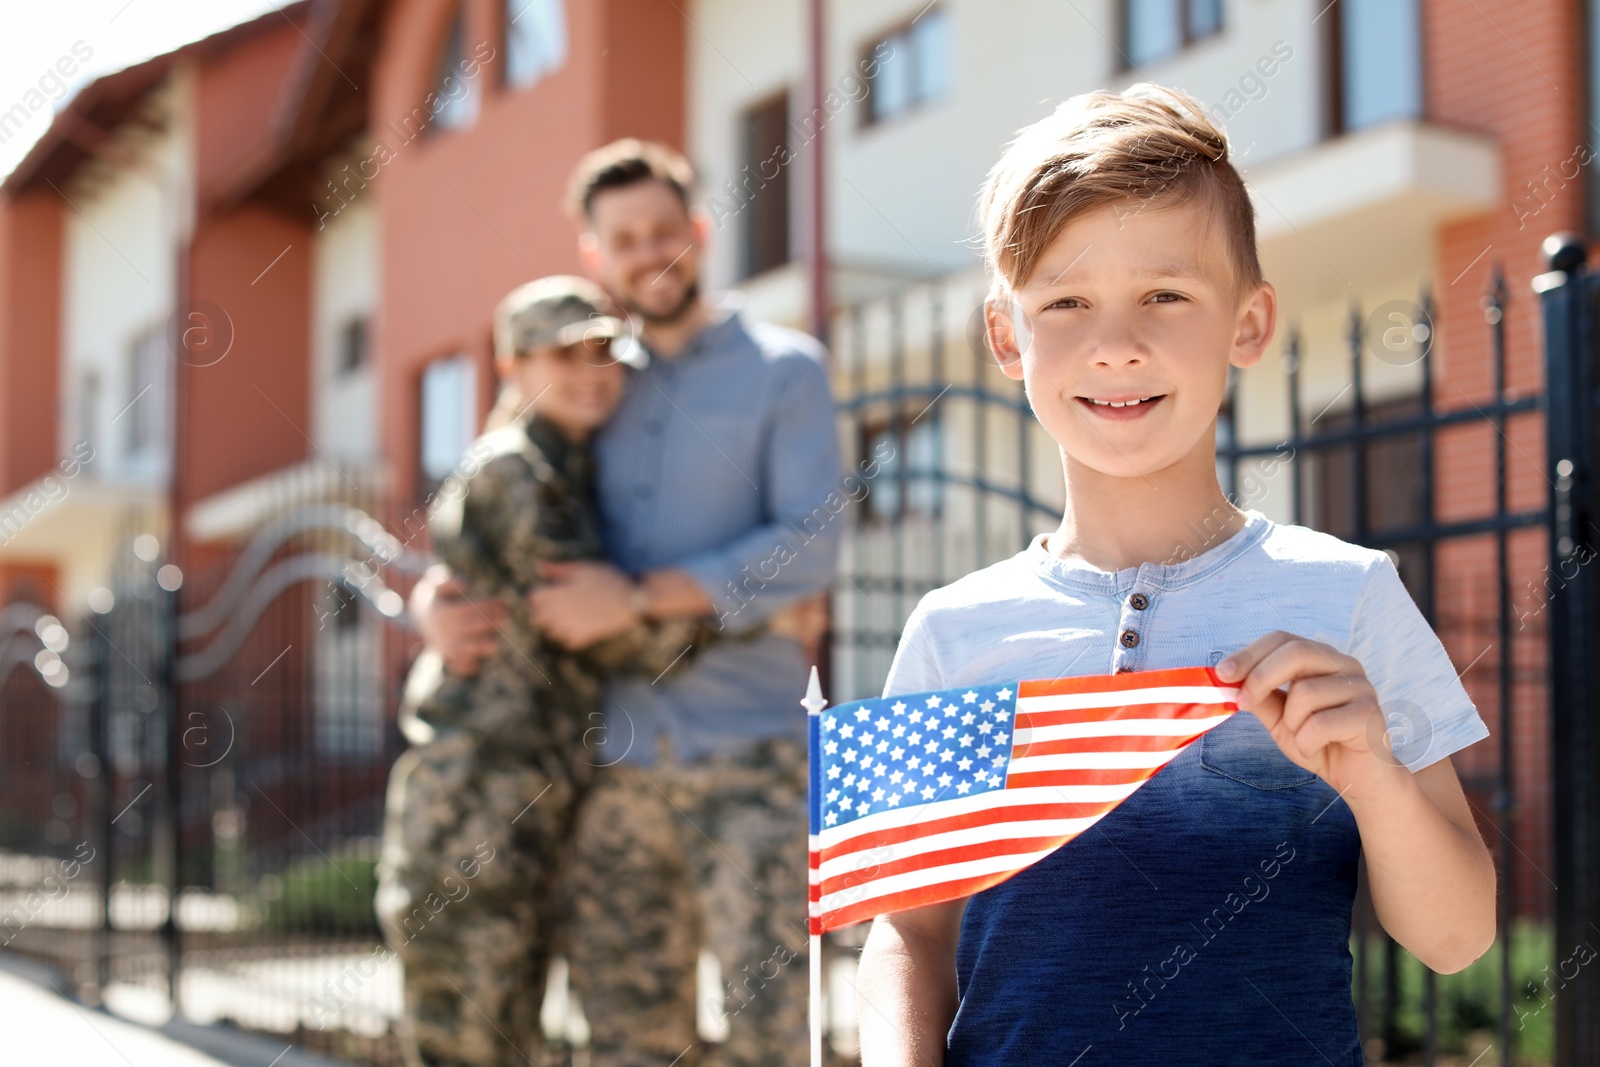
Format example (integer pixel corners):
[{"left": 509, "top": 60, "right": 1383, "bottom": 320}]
[{"left": 807, "top": 666, "right": 1240, "bottom": 933}]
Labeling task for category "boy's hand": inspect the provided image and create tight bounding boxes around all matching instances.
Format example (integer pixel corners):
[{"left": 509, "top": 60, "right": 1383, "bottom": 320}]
[{"left": 1216, "top": 631, "right": 1406, "bottom": 797}]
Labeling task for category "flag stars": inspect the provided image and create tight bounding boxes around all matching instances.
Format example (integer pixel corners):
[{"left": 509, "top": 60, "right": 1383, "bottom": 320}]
[
  {"left": 843, "top": 748, "right": 858, "bottom": 764},
  {"left": 873, "top": 788, "right": 885, "bottom": 802},
  {"left": 997, "top": 688, "right": 1012, "bottom": 700},
  {"left": 992, "top": 755, "right": 1007, "bottom": 769},
  {"left": 826, "top": 789, "right": 840, "bottom": 803},
  {"left": 924, "top": 740, "right": 939, "bottom": 755},
  {"left": 859, "top": 733, "right": 874, "bottom": 748},
  {"left": 889, "top": 770, "right": 904, "bottom": 784},
  {"left": 842, "top": 772, "right": 855, "bottom": 787},
  {"left": 926, "top": 695, "right": 942, "bottom": 708},
  {"left": 887, "top": 794, "right": 902, "bottom": 807},
  {"left": 942, "top": 726, "right": 957, "bottom": 739},
  {"left": 909, "top": 732, "right": 923, "bottom": 746},
  {"left": 855, "top": 707, "right": 872, "bottom": 722},
  {"left": 961, "top": 711, "right": 976, "bottom": 725},
  {"left": 909, "top": 711, "right": 923, "bottom": 724},
  {"left": 824, "top": 740, "right": 838, "bottom": 755},
  {"left": 938, "top": 773, "right": 953, "bottom": 787},
  {"left": 876, "top": 740, "right": 889, "bottom": 753},
  {"left": 979, "top": 700, "right": 994, "bottom": 713},
  {"left": 892, "top": 724, "right": 906, "bottom": 738},
  {"left": 977, "top": 745, "right": 991, "bottom": 759},
  {"left": 957, "top": 757, "right": 973, "bottom": 771},
  {"left": 995, "top": 732, "right": 1009, "bottom": 745},
  {"left": 963, "top": 690, "right": 978, "bottom": 704},
  {"left": 943, "top": 705, "right": 958, "bottom": 718},
  {"left": 856, "top": 801, "right": 870, "bottom": 815},
  {"left": 921, "top": 786, "right": 936, "bottom": 800},
  {"left": 825, "top": 811, "right": 838, "bottom": 825},
  {"left": 876, "top": 717, "right": 890, "bottom": 731},
  {"left": 824, "top": 715, "right": 837, "bottom": 730},
  {"left": 940, "top": 748, "right": 954, "bottom": 763},
  {"left": 891, "top": 701, "right": 906, "bottom": 714},
  {"left": 828, "top": 766, "right": 841, "bottom": 780},
  {"left": 977, "top": 722, "right": 993, "bottom": 736},
  {"left": 839, "top": 724, "right": 854, "bottom": 738},
  {"left": 958, "top": 734, "right": 974, "bottom": 748},
  {"left": 956, "top": 781, "right": 972, "bottom": 794},
  {"left": 890, "top": 746, "right": 905, "bottom": 760}
]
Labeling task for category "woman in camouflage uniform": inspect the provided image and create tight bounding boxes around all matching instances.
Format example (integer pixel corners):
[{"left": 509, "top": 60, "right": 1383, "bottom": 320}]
[{"left": 375, "top": 277, "right": 724, "bottom": 1067}]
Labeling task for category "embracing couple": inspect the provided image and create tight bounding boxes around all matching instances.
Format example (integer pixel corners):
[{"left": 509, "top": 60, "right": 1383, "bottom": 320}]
[{"left": 374, "top": 139, "right": 842, "bottom": 1067}]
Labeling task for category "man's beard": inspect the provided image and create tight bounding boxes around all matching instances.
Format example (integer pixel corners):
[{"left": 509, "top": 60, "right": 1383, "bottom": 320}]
[{"left": 625, "top": 278, "right": 700, "bottom": 326}]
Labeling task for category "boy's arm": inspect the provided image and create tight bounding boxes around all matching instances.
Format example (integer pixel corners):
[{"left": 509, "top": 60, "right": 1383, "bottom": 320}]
[
  {"left": 1218, "top": 633, "right": 1496, "bottom": 974},
  {"left": 1348, "top": 753, "right": 1494, "bottom": 974},
  {"left": 857, "top": 898, "right": 966, "bottom": 1067}
]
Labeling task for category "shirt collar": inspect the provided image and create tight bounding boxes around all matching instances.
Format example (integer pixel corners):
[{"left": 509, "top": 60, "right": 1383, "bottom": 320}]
[
  {"left": 622, "top": 295, "right": 746, "bottom": 370},
  {"left": 1024, "top": 509, "right": 1273, "bottom": 594}
]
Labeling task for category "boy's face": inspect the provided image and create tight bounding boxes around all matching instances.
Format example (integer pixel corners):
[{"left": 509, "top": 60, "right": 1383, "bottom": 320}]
[
  {"left": 501, "top": 339, "right": 625, "bottom": 440},
  {"left": 986, "top": 201, "right": 1275, "bottom": 481}
]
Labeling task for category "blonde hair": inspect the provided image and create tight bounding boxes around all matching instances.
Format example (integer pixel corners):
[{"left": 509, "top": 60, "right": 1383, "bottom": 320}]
[{"left": 978, "top": 83, "right": 1260, "bottom": 299}]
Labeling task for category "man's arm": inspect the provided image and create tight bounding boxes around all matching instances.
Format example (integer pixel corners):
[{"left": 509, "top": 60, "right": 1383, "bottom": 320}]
[
  {"left": 857, "top": 899, "right": 965, "bottom": 1067},
  {"left": 670, "top": 352, "right": 844, "bottom": 633}
]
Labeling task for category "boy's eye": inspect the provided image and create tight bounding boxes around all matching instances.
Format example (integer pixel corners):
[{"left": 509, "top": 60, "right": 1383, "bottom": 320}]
[
  {"left": 1045, "top": 296, "right": 1085, "bottom": 310},
  {"left": 1149, "top": 291, "right": 1186, "bottom": 304}
]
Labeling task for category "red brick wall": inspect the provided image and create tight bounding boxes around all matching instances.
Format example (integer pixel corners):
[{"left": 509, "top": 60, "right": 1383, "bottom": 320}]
[
  {"left": 0, "top": 190, "right": 62, "bottom": 498},
  {"left": 1425, "top": 0, "right": 1581, "bottom": 920}
]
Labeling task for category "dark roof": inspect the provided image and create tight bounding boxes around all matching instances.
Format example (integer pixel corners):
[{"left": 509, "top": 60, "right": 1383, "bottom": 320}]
[{"left": 3, "top": 1, "right": 314, "bottom": 196}]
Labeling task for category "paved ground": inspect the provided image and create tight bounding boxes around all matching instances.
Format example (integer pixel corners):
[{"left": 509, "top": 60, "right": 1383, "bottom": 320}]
[{"left": 0, "top": 964, "right": 236, "bottom": 1067}]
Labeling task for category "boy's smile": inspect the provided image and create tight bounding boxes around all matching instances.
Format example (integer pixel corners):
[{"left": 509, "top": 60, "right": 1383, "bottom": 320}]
[{"left": 987, "top": 200, "right": 1274, "bottom": 483}]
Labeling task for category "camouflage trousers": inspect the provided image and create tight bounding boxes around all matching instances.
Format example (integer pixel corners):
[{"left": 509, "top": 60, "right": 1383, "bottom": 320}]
[
  {"left": 375, "top": 732, "right": 586, "bottom": 1067},
  {"left": 566, "top": 735, "right": 811, "bottom": 1067}
]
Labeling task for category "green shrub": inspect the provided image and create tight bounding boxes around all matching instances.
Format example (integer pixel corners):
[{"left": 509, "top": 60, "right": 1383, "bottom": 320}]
[
  {"left": 260, "top": 851, "right": 379, "bottom": 935},
  {"left": 1353, "top": 921, "right": 1557, "bottom": 1063}
]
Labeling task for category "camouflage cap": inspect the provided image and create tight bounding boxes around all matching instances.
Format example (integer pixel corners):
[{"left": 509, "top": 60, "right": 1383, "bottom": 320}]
[{"left": 494, "top": 275, "right": 624, "bottom": 358}]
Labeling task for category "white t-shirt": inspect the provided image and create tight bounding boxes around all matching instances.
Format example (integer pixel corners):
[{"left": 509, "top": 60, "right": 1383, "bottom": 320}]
[{"left": 882, "top": 509, "right": 1490, "bottom": 773}]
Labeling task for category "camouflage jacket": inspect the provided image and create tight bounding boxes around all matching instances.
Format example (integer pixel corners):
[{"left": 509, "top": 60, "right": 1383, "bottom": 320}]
[{"left": 400, "top": 416, "right": 732, "bottom": 754}]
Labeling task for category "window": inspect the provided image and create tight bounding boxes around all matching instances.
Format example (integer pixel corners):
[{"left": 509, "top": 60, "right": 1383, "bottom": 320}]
[
  {"left": 504, "top": 0, "right": 566, "bottom": 88},
  {"left": 419, "top": 354, "right": 478, "bottom": 492},
  {"left": 432, "top": 5, "right": 479, "bottom": 132},
  {"left": 1120, "top": 0, "right": 1224, "bottom": 67},
  {"left": 863, "top": 413, "right": 942, "bottom": 522},
  {"left": 739, "top": 92, "right": 792, "bottom": 279},
  {"left": 863, "top": 7, "right": 952, "bottom": 126},
  {"left": 338, "top": 316, "right": 368, "bottom": 375},
  {"left": 123, "top": 326, "right": 167, "bottom": 457},
  {"left": 1327, "top": 0, "right": 1422, "bottom": 134},
  {"left": 78, "top": 370, "right": 99, "bottom": 468}
]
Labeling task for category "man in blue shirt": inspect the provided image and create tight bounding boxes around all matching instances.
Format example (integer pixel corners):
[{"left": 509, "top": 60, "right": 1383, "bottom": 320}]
[{"left": 411, "top": 140, "right": 842, "bottom": 1067}]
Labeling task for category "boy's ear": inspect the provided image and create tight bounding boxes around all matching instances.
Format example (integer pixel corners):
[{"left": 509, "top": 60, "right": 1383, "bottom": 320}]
[
  {"left": 985, "top": 298, "right": 1027, "bottom": 381},
  {"left": 1229, "top": 280, "right": 1277, "bottom": 370}
]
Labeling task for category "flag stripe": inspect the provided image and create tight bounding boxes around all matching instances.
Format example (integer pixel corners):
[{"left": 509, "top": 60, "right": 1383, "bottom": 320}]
[
  {"left": 1016, "top": 696, "right": 1238, "bottom": 728},
  {"left": 810, "top": 781, "right": 1144, "bottom": 851},
  {"left": 813, "top": 815, "right": 1107, "bottom": 882},
  {"left": 812, "top": 799, "right": 1136, "bottom": 863},
  {"left": 1018, "top": 669, "right": 1231, "bottom": 697},
  {"left": 810, "top": 871, "right": 1024, "bottom": 933},
  {"left": 814, "top": 845, "right": 1064, "bottom": 915},
  {"left": 1013, "top": 713, "right": 1234, "bottom": 745}
]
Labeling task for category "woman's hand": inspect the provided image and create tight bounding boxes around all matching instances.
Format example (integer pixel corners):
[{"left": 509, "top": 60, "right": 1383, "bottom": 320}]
[{"left": 409, "top": 564, "right": 506, "bottom": 674}]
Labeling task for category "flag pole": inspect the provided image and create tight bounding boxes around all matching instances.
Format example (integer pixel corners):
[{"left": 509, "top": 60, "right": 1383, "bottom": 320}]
[{"left": 801, "top": 665, "right": 827, "bottom": 1067}]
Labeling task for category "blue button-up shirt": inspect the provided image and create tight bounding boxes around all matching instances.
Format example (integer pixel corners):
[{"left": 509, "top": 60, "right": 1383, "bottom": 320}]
[{"left": 592, "top": 306, "right": 844, "bottom": 763}]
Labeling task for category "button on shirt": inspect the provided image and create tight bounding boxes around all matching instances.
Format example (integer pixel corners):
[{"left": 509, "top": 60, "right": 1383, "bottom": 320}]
[
  {"left": 881, "top": 510, "right": 1490, "bottom": 1064},
  {"left": 593, "top": 308, "right": 844, "bottom": 764}
]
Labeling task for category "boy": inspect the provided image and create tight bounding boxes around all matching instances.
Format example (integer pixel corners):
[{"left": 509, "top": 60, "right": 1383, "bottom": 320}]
[{"left": 855, "top": 85, "right": 1495, "bottom": 1065}]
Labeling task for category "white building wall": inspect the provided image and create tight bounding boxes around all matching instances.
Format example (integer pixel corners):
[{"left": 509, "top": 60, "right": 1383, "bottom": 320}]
[
  {"left": 311, "top": 194, "right": 379, "bottom": 463},
  {"left": 60, "top": 71, "right": 193, "bottom": 489}
]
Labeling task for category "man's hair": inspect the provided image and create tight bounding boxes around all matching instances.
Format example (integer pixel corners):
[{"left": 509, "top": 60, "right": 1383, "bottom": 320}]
[
  {"left": 977, "top": 83, "right": 1261, "bottom": 299},
  {"left": 566, "top": 138, "right": 697, "bottom": 222}
]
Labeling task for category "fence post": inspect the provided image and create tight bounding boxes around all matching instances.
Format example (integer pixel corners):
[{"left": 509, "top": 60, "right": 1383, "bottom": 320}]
[{"left": 1534, "top": 231, "right": 1600, "bottom": 1067}]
